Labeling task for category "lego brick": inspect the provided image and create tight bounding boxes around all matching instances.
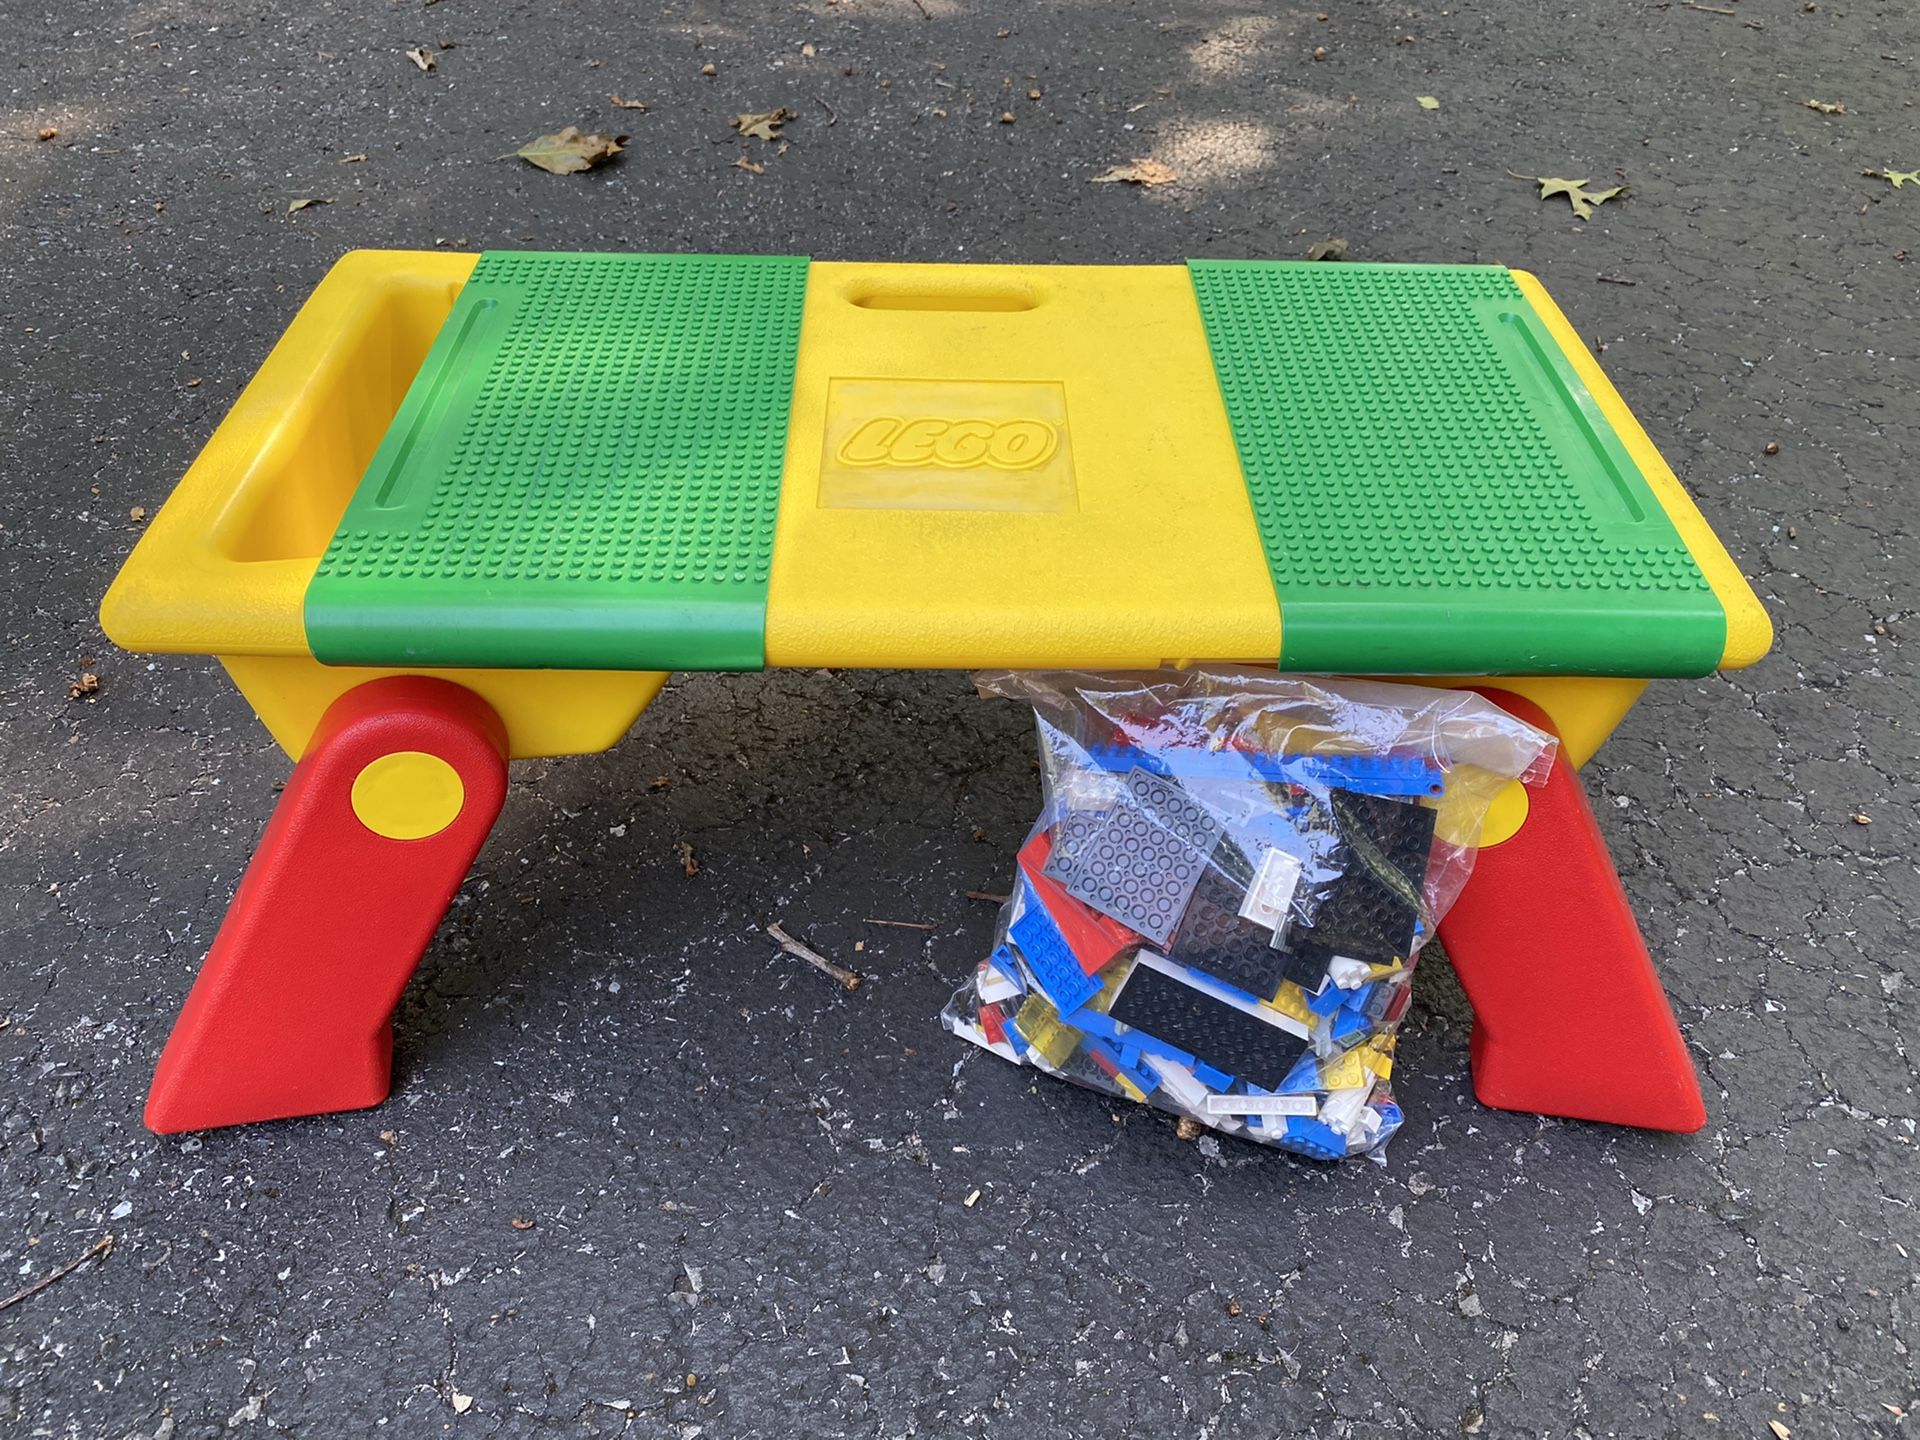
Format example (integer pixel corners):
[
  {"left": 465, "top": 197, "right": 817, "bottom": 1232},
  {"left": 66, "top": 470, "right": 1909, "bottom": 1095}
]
[
  {"left": 1043, "top": 771, "right": 1220, "bottom": 944},
  {"left": 1010, "top": 993, "right": 1081, "bottom": 1069},
  {"left": 978, "top": 1000, "right": 1010, "bottom": 1047},
  {"left": 1238, "top": 846, "right": 1304, "bottom": 931},
  {"left": 1009, "top": 893, "right": 1103, "bottom": 1016},
  {"left": 1270, "top": 789, "right": 1439, "bottom": 981},
  {"left": 1107, "top": 952, "right": 1311, "bottom": 1092},
  {"left": 1083, "top": 741, "right": 1445, "bottom": 799},
  {"left": 1318, "top": 1084, "right": 1373, "bottom": 1138},
  {"left": 1277, "top": 1114, "right": 1349, "bottom": 1160},
  {"left": 1017, "top": 829, "right": 1139, "bottom": 973},
  {"left": 1204, "top": 1091, "right": 1319, "bottom": 1118},
  {"left": 1164, "top": 859, "right": 1296, "bottom": 1001}
]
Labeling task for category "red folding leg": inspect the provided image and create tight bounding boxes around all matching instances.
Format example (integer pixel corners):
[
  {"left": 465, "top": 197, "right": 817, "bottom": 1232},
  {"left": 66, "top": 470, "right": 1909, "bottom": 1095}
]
[
  {"left": 145, "top": 677, "right": 509, "bottom": 1133},
  {"left": 1437, "top": 689, "right": 1707, "bottom": 1132}
]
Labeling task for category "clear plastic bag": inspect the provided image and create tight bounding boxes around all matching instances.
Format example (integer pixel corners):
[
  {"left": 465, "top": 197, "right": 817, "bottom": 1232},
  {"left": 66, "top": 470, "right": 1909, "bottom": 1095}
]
[{"left": 943, "top": 668, "right": 1556, "bottom": 1161}]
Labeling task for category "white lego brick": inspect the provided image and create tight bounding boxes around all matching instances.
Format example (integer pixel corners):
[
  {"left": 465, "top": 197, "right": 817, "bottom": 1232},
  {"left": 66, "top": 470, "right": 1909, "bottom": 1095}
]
[
  {"left": 1237, "top": 846, "right": 1304, "bottom": 932},
  {"left": 1204, "top": 1092, "right": 1319, "bottom": 1118},
  {"left": 1327, "top": 955, "right": 1373, "bottom": 990},
  {"left": 975, "top": 967, "right": 1023, "bottom": 1005},
  {"left": 1318, "top": 1084, "right": 1374, "bottom": 1137}
]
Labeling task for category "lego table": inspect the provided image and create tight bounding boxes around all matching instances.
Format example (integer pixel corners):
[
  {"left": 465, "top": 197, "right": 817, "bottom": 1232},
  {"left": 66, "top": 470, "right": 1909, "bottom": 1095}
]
[{"left": 101, "top": 251, "right": 1770, "bottom": 1136}]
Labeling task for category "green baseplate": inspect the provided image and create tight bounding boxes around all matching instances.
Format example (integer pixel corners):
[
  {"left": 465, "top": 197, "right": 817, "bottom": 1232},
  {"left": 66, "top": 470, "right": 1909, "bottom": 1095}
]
[
  {"left": 306, "top": 251, "right": 809, "bottom": 670},
  {"left": 305, "top": 251, "right": 1725, "bottom": 676},
  {"left": 1186, "top": 260, "right": 1723, "bottom": 675}
]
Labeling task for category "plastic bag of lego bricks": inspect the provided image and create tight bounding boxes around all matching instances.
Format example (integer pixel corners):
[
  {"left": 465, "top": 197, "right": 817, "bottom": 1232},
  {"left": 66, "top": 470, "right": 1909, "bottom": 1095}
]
[{"left": 943, "top": 668, "right": 1556, "bottom": 1161}]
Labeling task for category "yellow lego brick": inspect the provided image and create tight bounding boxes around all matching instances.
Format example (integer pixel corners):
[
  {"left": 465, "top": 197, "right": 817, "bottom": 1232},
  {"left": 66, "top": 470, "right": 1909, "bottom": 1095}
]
[
  {"left": 1266, "top": 981, "right": 1315, "bottom": 1027},
  {"left": 1318, "top": 1049, "right": 1371, "bottom": 1092},
  {"left": 1012, "top": 993, "right": 1081, "bottom": 1069}
]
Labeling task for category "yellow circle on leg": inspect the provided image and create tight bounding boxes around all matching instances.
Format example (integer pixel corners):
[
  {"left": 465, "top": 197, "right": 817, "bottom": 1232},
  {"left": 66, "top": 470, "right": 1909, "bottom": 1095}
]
[
  {"left": 1476, "top": 779, "right": 1531, "bottom": 850},
  {"left": 350, "top": 752, "right": 466, "bottom": 840}
]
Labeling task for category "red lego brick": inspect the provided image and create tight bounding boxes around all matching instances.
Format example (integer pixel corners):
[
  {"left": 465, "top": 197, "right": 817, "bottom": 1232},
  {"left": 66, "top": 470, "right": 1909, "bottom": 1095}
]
[{"left": 1016, "top": 828, "right": 1140, "bottom": 975}]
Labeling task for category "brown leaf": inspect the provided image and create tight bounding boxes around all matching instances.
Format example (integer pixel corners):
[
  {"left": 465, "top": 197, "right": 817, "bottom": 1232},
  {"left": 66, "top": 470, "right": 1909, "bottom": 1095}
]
[
  {"left": 676, "top": 840, "right": 700, "bottom": 876},
  {"left": 1804, "top": 98, "right": 1845, "bottom": 115},
  {"left": 609, "top": 93, "right": 649, "bottom": 110},
  {"left": 731, "top": 106, "right": 795, "bottom": 141},
  {"left": 732, "top": 156, "right": 764, "bottom": 175},
  {"left": 515, "top": 126, "right": 626, "bottom": 175},
  {"left": 510, "top": 1216, "right": 535, "bottom": 1230},
  {"left": 1175, "top": 1116, "right": 1204, "bottom": 1141},
  {"left": 36, "top": 126, "right": 58, "bottom": 141},
  {"left": 286, "top": 197, "right": 328, "bottom": 214},
  {"left": 1090, "top": 158, "right": 1177, "bottom": 187},
  {"left": 404, "top": 46, "right": 435, "bottom": 72},
  {"left": 67, "top": 672, "right": 100, "bottom": 702}
]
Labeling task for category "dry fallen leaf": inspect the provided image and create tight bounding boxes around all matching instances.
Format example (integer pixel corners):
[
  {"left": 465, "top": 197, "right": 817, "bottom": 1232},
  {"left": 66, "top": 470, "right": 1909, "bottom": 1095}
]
[
  {"left": 609, "top": 93, "right": 649, "bottom": 110},
  {"left": 340, "top": 152, "right": 367, "bottom": 163},
  {"left": 732, "top": 155, "right": 764, "bottom": 175},
  {"left": 286, "top": 197, "right": 327, "bottom": 213},
  {"left": 1307, "top": 237, "right": 1349, "bottom": 261},
  {"left": 676, "top": 840, "right": 700, "bottom": 876},
  {"left": 129, "top": 505, "right": 147, "bottom": 523},
  {"left": 1515, "top": 173, "right": 1625, "bottom": 220},
  {"left": 1090, "top": 158, "right": 1177, "bottom": 187},
  {"left": 1175, "top": 1116, "right": 1204, "bottom": 1141},
  {"left": 515, "top": 127, "right": 626, "bottom": 175},
  {"left": 68, "top": 672, "right": 100, "bottom": 702},
  {"left": 731, "top": 106, "right": 794, "bottom": 140},
  {"left": 404, "top": 46, "right": 435, "bottom": 72},
  {"left": 1804, "top": 98, "right": 1845, "bottom": 115},
  {"left": 510, "top": 1216, "right": 535, "bottom": 1230},
  {"left": 1863, "top": 167, "right": 1919, "bottom": 188}
]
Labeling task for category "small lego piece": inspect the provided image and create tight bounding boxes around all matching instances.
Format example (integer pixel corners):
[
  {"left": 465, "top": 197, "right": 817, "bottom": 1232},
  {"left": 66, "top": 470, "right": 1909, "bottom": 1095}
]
[
  {"left": 1140, "top": 1052, "right": 1211, "bottom": 1115},
  {"left": 977, "top": 951, "right": 1025, "bottom": 1005},
  {"left": 1317, "top": 1084, "right": 1373, "bottom": 1138},
  {"left": 979, "top": 1000, "right": 1010, "bottom": 1047},
  {"left": 1326, "top": 955, "right": 1373, "bottom": 990},
  {"left": 1329, "top": 1008, "right": 1371, "bottom": 1047},
  {"left": 1010, "top": 992, "right": 1081, "bottom": 1069},
  {"left": 1278, "top": 1114, "right": 1349, "bottom": 1161},
  {"left": 1238, "top": 846, "right": 1303, "bottom": 931}
]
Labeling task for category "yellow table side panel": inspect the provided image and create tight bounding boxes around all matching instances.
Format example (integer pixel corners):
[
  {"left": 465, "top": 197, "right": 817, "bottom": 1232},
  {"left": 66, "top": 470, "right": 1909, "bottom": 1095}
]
[
  {"left": 763, "top": 261, "right": 1282, "bottom": 670},
  {"left": 1512, "top": 271, "right": 1773, "bottom": 671}
]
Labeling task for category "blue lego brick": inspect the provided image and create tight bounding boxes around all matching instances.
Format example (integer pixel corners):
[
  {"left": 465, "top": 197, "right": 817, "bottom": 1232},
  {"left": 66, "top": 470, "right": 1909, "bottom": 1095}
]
[
  {"left": 1278, "top": 1051, "right": 1322, "bottom": 1095},
  {"left": 1342, "top": 982, "right": 1376, "bottom": 1014},
  {"left": 1083, "top": 742, "right": 1443, "bottom": 799},
  {"left": 1376, "top": 1101, "right": 1404, "bottom": 1135},
  {"left": 1009, "top": 894, "right": 1102, "bottom": 1015},
  {"left": 1192, "top": 1060, "right": 1234, "bottom": 1092},
  {"left": 1330, "top": 1009, "right": 1372, "bottom": 1046},
  {"left": 1279, "top": 1116, "right": 1349, "bottom": 1161},
  {"left": 1085, "top": 1037, "right": 1161, "bottom": 1097},
  {"left": 1073, "top": 1006, "right": 1213, "bottom": 1079},
  {"left": 987, "top": 944, "right": 1028, "bottom": 994},
  {"left": 1307, "top": 980, "right": 1348, "bottom": 1017}
]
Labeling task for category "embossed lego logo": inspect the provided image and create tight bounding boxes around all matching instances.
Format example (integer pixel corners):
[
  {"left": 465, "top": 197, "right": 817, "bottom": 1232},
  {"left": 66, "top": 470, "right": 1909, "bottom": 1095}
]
[
  {"left": 835, "top": 416, "right": 1059, "bottom": 472},
  {"left": 820, "top": 378, "right": 1076, "bottom": 512}
]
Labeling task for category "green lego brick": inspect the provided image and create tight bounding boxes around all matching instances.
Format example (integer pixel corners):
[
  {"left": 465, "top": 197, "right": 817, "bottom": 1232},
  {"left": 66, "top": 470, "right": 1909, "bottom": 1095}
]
[
  {"left": 306, "top": 251, "right": 809, "bottom": 670},
  {"left": 1188, "top": 260, "right": 1726, "bottom": 676}
]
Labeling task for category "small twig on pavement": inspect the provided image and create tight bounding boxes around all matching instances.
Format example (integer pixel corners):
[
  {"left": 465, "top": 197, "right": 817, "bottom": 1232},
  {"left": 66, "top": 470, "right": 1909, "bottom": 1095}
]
[
  {"left": 865, "top": 918, "right": 936, "bottom": 930},
  {"left": 815, "top": 96, "right": 838, "bottom": 126},
  {"left": 767, "top": 923, "right": 862, "bottom": 990},
  {"left": 0, "top": 1236, "right": 113, "bottom": 1314},
  {"left": 964, "top": 890, "right": 1009, "bottom": 904},
  {"left": 1597, "top": 273, "right": 1639, "bottom": 285},
  {"left": 1681, "top": 2, "right": 1737, "bottom": 13}
]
